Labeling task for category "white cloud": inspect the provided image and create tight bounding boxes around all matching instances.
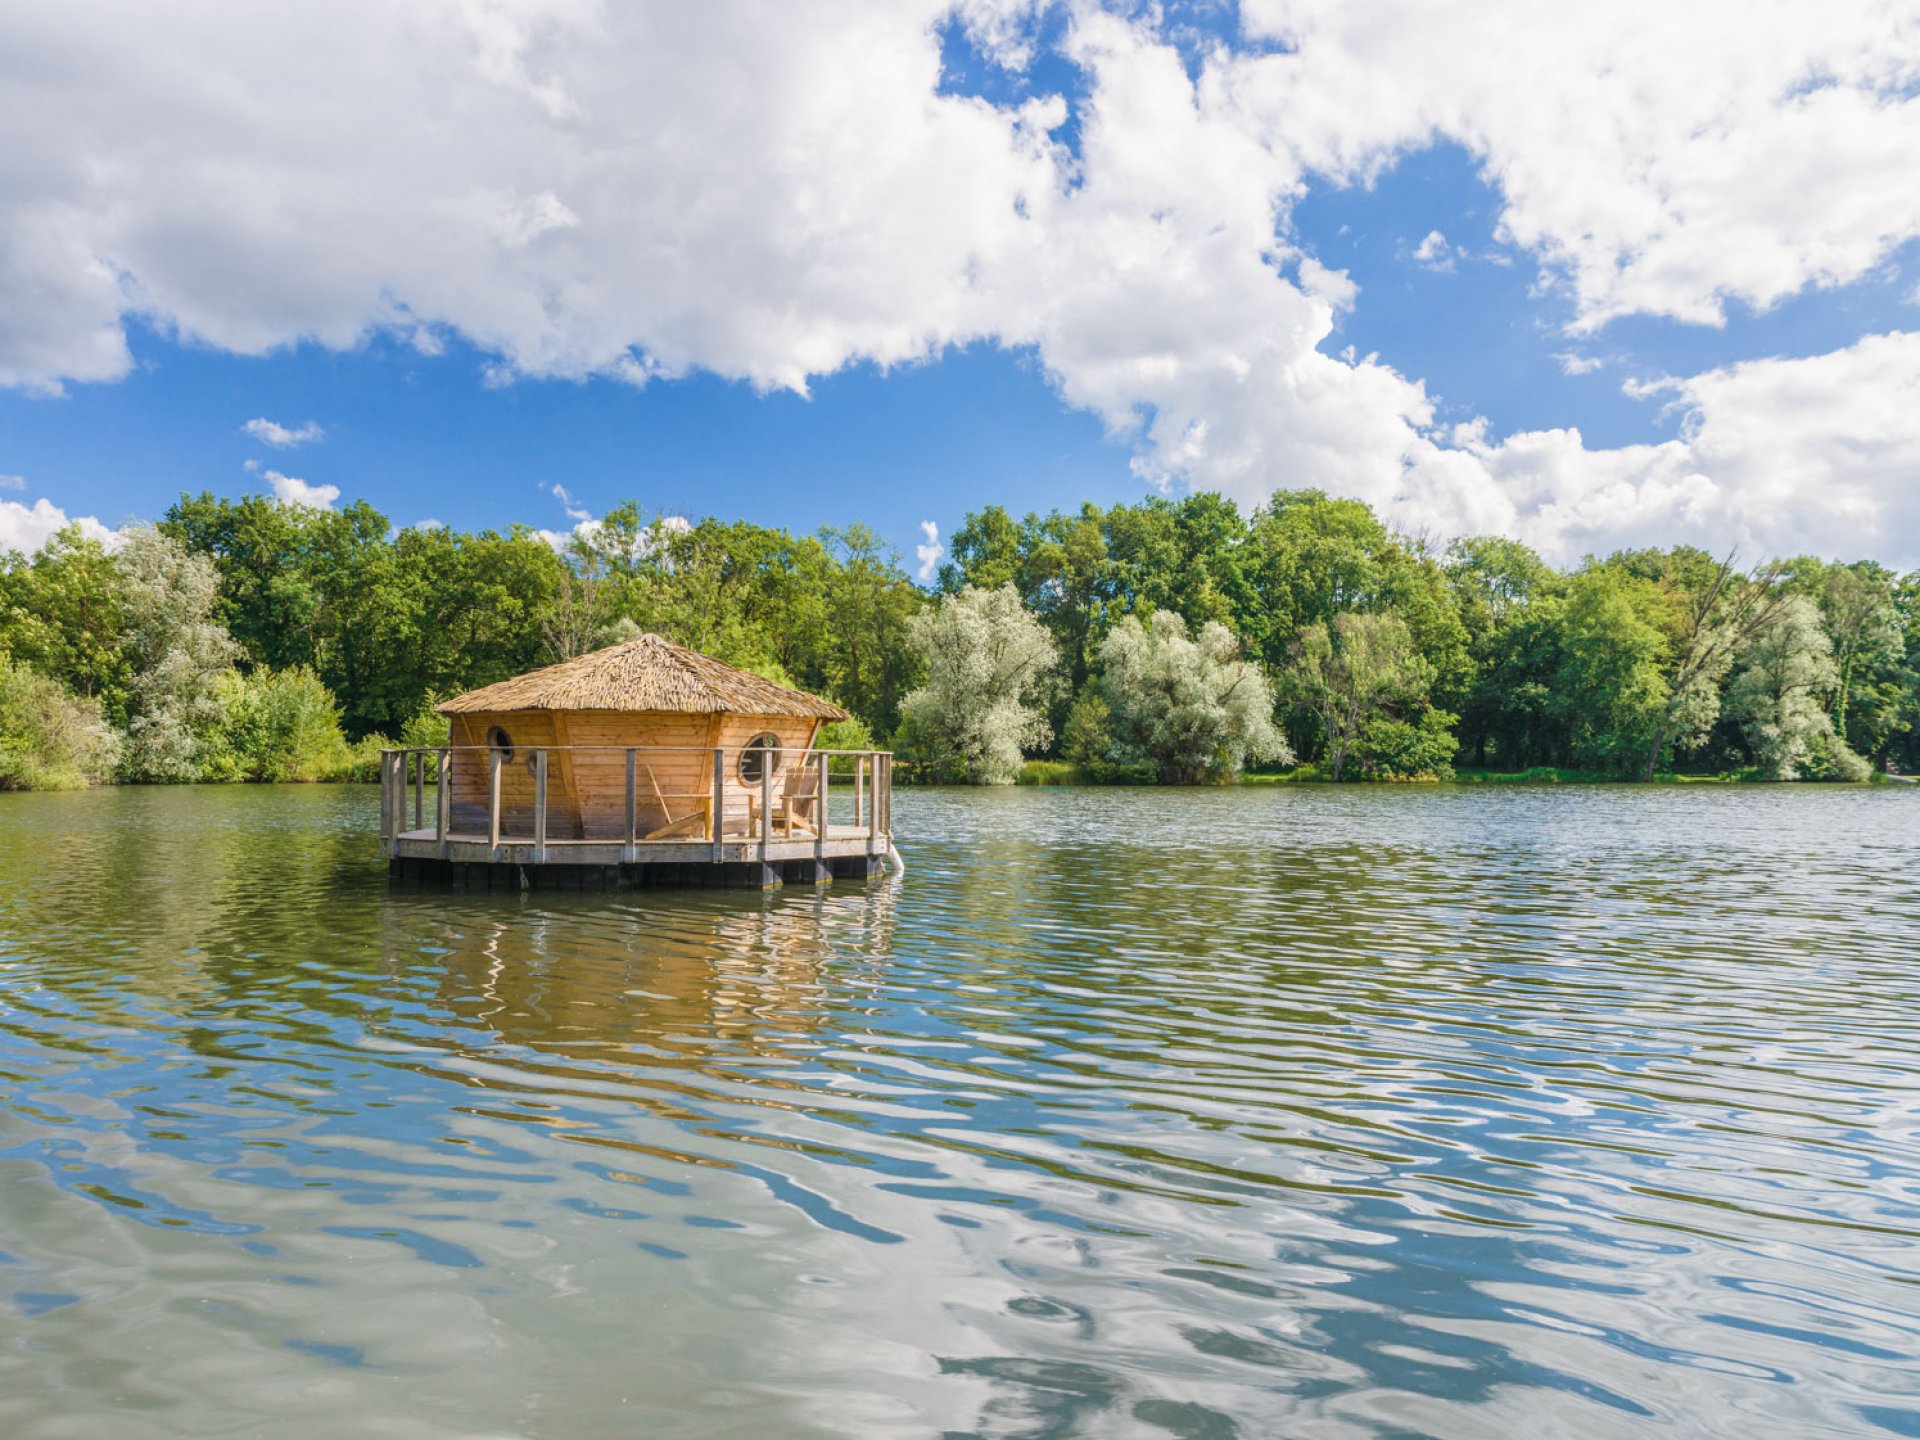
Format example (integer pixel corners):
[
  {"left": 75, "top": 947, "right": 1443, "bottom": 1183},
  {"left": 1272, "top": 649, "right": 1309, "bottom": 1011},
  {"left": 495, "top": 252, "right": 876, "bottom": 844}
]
[
  {"left": 1235, "top": 0, "right": 1920, "bottom": 331},
  {"left": 410, "top": 517, "right": 444, "bottom": 531},
  {"left": 265, "top": 469, "right": 340, "bottom": 509},
  {"left": 549, "top": 482, "right": 592, "bottom": 523},
  {"left": 493, "top": 190, "right": 580, "bottom": 250},
  {"left": 915, "top": 519, "right": 945, "bottom": 581},
  {"left": 243, "top": 416, "right": 325, "bottom": 447},
  {"left": 1411, "top": 229, "right": 1456, "bottom": 272},
  {"left": 0, "top": 2, "right": 1917, "bottom": 563},
  {"left": 0, "top": 1, "right": 1053, "bottom": 393},
  {"left": 0, "top": 496, "right": 118, "bottom": 553},
  {"left": 1553, "top": 352, "right": 1608, "bottom": 376},
  {"left": 0, "top": 473, "right": 23, "bottom": 490},
  {"left": 1296, "top": 256, "right": 1356, "bottom": 313},
  {"left": 1446, "top": 331, "right": 1920, "bottom": 563}
]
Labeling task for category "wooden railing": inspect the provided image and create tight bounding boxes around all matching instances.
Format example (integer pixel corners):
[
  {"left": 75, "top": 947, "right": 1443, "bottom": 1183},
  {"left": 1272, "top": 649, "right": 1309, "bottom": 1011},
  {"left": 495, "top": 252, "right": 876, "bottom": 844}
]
[{"left": 378, "top": 745, "right": 892, "bottom": 863}]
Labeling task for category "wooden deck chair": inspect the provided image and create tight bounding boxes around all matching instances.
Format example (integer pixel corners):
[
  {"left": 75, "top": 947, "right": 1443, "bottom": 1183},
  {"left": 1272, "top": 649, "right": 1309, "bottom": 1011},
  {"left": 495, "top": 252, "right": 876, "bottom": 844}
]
[
  {"left": 778, "top": 763, "right": 822, "bottom": 837},
  {"left": 640, "top": 763, "right": 711, "bottom": 841}
]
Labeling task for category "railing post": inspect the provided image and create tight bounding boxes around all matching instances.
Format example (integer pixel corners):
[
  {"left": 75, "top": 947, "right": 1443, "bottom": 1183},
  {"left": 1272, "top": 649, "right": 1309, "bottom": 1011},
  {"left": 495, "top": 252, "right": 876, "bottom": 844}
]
[
  {"left": 855, "top": 753, "right": 865, "bottom": 836},
  {"left": 760, "top": 752, "right": 772, "bottom": 862},
  {"left": 815, "top": 750, "right": 828, "bottom": 861},
  {"left": 436, "top": 747, "right": 450, "bottom": 853},
  {"left": 625, "top": 748, "right": 637, "bottom": 856},
  {"left": 534, "top": 748, "right": 548, "bottom": 861},
  {"left": 412, "top": 750, "right": 423, "bottom": 830},
  {"left": 867, "top": 753, "right": 879, "bottom": 852},
  {"left": 488, "top": 747, "right": 502, "bottom": 852},
  {"left": 711, "top": 748, "right": 725, "bottom": 861},
  {"left": 378, "top": 751, "right": 391, "bottom": 843},
  {"left": 882, "top": 753, "right": 891, "bottom": 838}
]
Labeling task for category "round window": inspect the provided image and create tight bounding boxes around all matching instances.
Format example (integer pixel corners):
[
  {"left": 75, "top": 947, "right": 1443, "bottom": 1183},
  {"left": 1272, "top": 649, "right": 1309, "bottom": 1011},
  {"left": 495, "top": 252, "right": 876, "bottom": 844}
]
[
  {"left": 738, "top": 732, "right": 781, "bottom": 785},
  {"left": 486, "top": 725, "right": 515, "bottom": 762}
]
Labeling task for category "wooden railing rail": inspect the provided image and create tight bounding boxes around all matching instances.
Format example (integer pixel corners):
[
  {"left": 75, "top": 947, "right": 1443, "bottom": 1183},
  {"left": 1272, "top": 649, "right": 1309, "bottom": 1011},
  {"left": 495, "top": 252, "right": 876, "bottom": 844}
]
[{"left": 377, "top": 744, "right": 892, "bottom": 856}]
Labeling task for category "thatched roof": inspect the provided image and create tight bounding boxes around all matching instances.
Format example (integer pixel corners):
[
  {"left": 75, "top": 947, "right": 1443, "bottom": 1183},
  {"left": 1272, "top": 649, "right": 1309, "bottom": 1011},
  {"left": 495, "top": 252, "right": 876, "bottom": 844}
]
[{"left": 437, "top": 633, "right": 850, "bottom": 720}]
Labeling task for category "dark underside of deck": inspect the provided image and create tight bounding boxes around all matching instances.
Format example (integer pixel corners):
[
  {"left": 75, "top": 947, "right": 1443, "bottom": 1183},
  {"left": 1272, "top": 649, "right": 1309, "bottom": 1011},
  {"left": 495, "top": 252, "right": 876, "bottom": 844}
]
[
  {"left": 383, "top": 824, "right": 893, "bottom": 891},
  {"left": 388, "top": 851, "right": 888, "bottom": 892}
]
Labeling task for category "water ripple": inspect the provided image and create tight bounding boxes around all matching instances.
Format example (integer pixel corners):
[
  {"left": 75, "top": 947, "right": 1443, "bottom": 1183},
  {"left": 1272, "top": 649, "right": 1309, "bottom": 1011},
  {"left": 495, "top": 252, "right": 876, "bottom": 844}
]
[{"left": 1, "top": 782, "right": 1918, "bottom": 1437}]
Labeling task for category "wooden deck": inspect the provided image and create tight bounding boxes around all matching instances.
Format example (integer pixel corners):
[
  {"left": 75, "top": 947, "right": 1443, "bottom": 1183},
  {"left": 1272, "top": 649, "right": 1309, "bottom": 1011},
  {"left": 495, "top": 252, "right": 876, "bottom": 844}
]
[
  {"left": 386, "top": 821, "right": 888, "bottom": 867},
  {"left": 378, "top": 744, "right": 895, "bottom": 890}
]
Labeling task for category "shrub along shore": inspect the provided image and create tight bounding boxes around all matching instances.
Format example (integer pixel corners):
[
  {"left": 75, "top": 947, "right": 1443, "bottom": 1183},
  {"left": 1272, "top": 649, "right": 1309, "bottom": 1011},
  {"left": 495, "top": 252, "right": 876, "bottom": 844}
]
[{"left": 3, "top": 487, "right": 1916, "bottom": 792}]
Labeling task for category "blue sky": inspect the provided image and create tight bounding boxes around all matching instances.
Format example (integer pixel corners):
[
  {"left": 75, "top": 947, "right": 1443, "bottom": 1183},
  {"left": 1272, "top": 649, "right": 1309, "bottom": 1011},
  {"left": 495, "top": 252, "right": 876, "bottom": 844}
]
[
  {"left": 0, "top": 326, "right": 1134, "bottom": 555},
  {"left": 4, "top": 2, "right": 1918, "bottom": 570}
]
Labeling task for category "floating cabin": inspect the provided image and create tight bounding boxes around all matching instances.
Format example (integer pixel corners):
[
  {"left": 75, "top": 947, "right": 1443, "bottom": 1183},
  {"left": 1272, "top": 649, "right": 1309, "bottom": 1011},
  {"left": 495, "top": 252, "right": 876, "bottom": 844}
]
[{"left": 379, "top": 633, "right": 895, "bottom": 891}]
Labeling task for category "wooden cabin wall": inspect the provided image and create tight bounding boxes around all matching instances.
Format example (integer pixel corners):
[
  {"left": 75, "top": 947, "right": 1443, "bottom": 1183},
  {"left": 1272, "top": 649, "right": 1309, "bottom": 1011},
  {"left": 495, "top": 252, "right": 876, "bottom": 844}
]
[
  {"left": 557, "top": 710, "right": 713, "bottom": 840},
  {"left": 440, "top": 710, "right": 822, "bottom": 840},
  {"left": 445, "top": 712, "right": 578, "bottom": 836},
  {"left": 714, "top": 715, "right": 819, "bottom": 833}
]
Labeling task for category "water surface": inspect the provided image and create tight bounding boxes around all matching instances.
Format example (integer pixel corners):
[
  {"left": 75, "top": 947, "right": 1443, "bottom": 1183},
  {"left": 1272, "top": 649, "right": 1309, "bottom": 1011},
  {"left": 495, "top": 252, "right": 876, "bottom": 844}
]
[{"left": 2, "top": 783, "right": 1918, "bottom": 1437}]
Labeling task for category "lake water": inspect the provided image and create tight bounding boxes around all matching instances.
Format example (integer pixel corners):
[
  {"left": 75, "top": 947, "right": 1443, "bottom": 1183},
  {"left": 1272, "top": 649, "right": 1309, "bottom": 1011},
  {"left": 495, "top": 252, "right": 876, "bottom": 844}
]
[{"left": 2, "top": 783, "right": 1918, "bottom": 1438}]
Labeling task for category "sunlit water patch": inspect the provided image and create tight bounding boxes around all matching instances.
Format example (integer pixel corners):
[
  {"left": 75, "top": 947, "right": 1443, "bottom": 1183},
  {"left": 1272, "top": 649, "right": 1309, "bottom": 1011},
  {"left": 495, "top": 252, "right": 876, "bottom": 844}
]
[{"left": 2, "top": 783, "right": 1918, "bottom": 1437}]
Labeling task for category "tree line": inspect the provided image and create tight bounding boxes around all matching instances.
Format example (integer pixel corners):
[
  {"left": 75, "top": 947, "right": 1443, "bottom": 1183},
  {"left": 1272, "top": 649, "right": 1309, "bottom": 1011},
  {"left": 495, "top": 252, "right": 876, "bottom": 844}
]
[{"left": 2, "top": 485, "right": 1915, "bottom": 790}]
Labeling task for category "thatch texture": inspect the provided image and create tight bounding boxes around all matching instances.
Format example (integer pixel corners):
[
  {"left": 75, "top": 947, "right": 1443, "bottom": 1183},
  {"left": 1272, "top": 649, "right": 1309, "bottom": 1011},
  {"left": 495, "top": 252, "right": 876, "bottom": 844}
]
[{"left": 437, "top": 633, "right": 850, "bottom": 720}]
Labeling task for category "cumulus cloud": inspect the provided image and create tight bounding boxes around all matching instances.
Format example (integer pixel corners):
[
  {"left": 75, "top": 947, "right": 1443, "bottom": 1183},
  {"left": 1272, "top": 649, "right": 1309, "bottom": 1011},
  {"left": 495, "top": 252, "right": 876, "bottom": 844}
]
[
  {"left": 243, "top": 416, "right": 325, "bottom": 447},
  {"left": 915, "top": 520, "right": 945, "bottom": 581},
  {"left": 0, "top": 473, "right": 24, "bottom": 490},
  {"left": 266, "top": 469, "right": 340, "bottom": 509},
  {"left": 1, "top": 2, "right": 1917, "bottom": 563},
  {"left": 1411, "top": 229, "right": 1457, "bottom": 272},
  {"left": 1236, "top": 0, "right": 1920, "bottom": 330},
  {"left": 1442, "top": 331, "right": 1920, "bottom": 562},
  {"left": 1, "top": 496, "right": 118, "bottom": 553}
]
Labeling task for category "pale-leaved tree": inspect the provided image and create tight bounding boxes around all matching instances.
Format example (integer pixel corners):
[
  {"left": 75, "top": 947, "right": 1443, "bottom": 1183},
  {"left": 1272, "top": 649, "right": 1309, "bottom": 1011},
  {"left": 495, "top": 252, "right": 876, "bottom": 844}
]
[
  {"left": 1100, "top": 610, "right": 1287, "bottom": 783},
  {"left": 897, "top": 584, "right": 1057, "bottom": 784},
  {"left": 1728, "top": 595, "right": 1869, "bottom": 780},
  {"left": 117, "top": 525, "right": 240, "bottom": 781}
]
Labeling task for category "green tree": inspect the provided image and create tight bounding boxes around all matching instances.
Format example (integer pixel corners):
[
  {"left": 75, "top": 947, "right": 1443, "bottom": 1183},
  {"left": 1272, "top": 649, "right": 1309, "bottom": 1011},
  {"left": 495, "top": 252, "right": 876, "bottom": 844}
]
[
  {"left": 1470, "top": 597, "right": 1569, "bottom": 769},
  {"left": 161, "top": 493, "right": 326, "bottom": 671},
  {"left": 1246, "top": 492, "right": 1473, "bottom": 728},
  {"left": 1284, "top": 611, "right": 1434, "bottom": 781},
  {"left": 1445, "top": 535, "right": 1555, "bottom": 767},
  {"left": 1059, "top": 688, "right": 1115, "bottom": 775},
  {"left": 1551, "top": 567, "right": 1671, "bottom": 774},
  {"left": 213, "top": 665, "right": 352, "bottom": 782},
  {"left": 1816, "top": 562, "right": 1902, "bottom": 752},
  {"left": 819, "top": 524, "right": 922, "bottom": 737},
  {"left": 0, "top": 526, "right": 130, "bottom": 715},
  {"left": 937, "top": 505, "right": 1023, "bottom": 593},
  {"left": 0, "top": 657, "right": 122, "bottom": 790},
  {"left": 1628, "top": 553, "right": 1792, "bottom": 779}
]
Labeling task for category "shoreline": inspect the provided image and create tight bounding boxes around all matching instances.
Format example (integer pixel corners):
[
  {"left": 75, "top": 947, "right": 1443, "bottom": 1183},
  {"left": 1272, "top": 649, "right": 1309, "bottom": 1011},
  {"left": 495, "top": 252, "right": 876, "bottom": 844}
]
[{"left": 1009, "top": 761, "right": 1904, "bottom": 788}]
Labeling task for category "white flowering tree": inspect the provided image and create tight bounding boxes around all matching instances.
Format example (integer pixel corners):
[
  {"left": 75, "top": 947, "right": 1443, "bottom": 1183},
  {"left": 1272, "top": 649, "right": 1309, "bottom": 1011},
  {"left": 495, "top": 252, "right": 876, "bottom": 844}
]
[
  {"left": 897, "top": 584, "right": 1057, "bottom": 784},
  {"left": 116, "top": 525, "right": 239, "bottom": 781},
  {"left": 1099, "top": 610, "right": 1288, "bottom": 783},
  {"left": 1728, "top": 595, "right": 1869, "bottom": 780}
]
